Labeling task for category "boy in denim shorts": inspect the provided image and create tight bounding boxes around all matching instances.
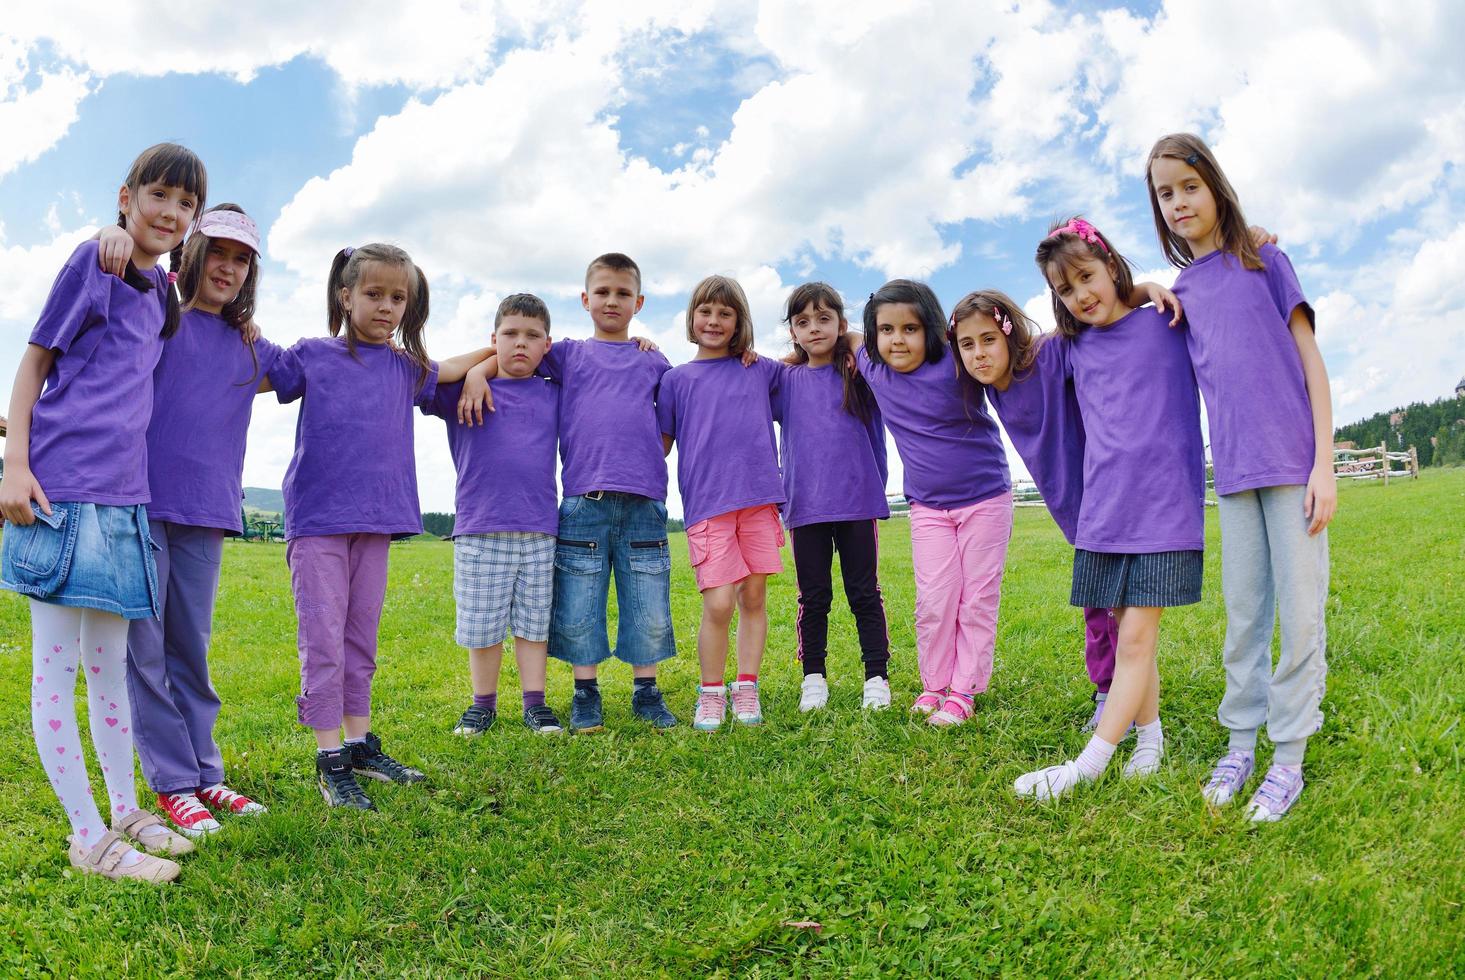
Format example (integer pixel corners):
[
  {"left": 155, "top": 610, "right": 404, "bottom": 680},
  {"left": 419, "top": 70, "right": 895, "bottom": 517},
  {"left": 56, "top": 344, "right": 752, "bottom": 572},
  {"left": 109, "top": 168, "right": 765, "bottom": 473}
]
[
  {"left": 461, "top": 255, "right": 678, "bottom": 731},
  {"left": 422, "top": 294, "right": 564, "bottom": 734}
]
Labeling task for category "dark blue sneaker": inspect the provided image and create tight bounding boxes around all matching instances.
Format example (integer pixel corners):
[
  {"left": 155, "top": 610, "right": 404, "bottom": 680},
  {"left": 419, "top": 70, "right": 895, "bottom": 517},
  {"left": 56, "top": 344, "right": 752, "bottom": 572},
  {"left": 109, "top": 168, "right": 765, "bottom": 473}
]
[
  {"left": 570, "top": 686, "right": 604, "bottom": 733},
  {"left": 631, "top": 684, "right": 678, "bottom": 729}
]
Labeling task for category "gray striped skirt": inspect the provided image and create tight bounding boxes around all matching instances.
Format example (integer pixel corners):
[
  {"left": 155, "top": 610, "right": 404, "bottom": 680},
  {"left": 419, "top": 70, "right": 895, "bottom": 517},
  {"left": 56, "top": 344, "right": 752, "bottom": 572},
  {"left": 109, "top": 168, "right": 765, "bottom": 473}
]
[{"left": 1070, "top": 549, "right": 1203, "bottom": 608}]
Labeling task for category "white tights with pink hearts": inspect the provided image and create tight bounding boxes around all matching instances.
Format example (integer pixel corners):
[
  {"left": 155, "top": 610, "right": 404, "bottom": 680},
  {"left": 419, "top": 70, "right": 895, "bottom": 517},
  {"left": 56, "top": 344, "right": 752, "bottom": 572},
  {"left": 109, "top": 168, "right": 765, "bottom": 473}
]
[{"left": 29, "top": 600, "right": 142, "bottom": 843}]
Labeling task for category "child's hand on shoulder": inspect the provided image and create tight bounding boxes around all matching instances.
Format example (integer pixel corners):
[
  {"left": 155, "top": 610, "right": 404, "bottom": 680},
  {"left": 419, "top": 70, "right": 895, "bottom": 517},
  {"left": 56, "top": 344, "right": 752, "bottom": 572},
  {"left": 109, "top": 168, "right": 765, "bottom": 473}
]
[
  {"left": 1136, "top": 281, "right": 1183, "bottom": 327},
  {"left": 96, "top": 225, "right": 135, "bottom": 278},
  {"left": 740, "top": 349, "right": 758, "bottom": 367},
  {"left": 1304, "top": 462, "right": 1337, "bottom": 536},
  {"left": 633, "top": 336, "right": 660, "bottom": 353},
  {"left": 1249, "top": 225, "right": 1278, "bottom": 248},
  {"left": 457, "top": 368, "right": 495, "bottom": 426}
]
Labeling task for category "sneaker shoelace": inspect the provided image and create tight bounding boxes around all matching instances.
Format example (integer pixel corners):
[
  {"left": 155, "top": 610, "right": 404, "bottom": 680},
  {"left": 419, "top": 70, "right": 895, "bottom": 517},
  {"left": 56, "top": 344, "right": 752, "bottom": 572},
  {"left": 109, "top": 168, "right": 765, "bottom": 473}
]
[
  {"left": 363, "top": 748, "right": 415, "bottom": 780},
  {"left": 324, "top": 767, "right": 371, "bottom": 805},
  {"left": 696, "top": 690, "right": 726, "bottom": 718},
  {"left": 1251, "top": 768, "right": 1300, "bottom": 812},
  {"left": 199, "top": 786, "right": 245, "bottom": 811},
  {"left": 1206, "top": 752, "right": 1251, "bottom": 791},
  {"left": 731, "top": 684, "right": 759, "bottom": 716},
  {"left": 163, "top": 793, "right": 212, "bottom": 822}
]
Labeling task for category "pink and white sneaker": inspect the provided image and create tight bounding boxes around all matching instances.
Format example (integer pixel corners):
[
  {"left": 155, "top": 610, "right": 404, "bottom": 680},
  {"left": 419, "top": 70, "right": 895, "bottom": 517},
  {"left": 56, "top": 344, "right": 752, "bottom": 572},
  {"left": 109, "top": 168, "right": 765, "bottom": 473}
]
[
  {"left": 197, "top": 783, "right": 269, "bottom": 816},
  {"left": 156, "top": 792, "right": 222, "bottom": 839},
  {"left": 928, "top": 692, "right": 975, "bottom": 728},
  {"left": 910, "top": 690, "right": 945, "bottom": 715}
]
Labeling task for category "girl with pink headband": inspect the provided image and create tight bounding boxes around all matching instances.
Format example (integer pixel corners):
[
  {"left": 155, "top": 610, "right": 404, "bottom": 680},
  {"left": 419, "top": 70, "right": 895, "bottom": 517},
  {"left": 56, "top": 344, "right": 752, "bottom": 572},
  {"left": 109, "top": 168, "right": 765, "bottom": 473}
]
[{"left": 97, "top": 203, "right": 282, "bottom": 838}]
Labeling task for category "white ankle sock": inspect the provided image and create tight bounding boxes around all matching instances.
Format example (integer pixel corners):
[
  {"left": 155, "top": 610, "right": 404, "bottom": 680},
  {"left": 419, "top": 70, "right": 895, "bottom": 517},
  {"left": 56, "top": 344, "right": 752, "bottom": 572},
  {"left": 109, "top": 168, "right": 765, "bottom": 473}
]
[
  {"left": 1124, "top": 718, "right": 1165, "bottom": 777},
  {"left": 1075, "top": 734, "right": 1118, "bottom": 779}
]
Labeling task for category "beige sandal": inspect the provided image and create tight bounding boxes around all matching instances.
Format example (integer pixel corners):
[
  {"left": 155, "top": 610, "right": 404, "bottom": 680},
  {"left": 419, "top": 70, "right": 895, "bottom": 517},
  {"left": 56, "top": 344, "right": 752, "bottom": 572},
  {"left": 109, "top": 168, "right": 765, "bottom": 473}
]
[
  {"left": 114, "top": 808, "right": 195, "bottom": 856},
  {"left": 68, "top": 831, "right": 180, "bottom": 883}
]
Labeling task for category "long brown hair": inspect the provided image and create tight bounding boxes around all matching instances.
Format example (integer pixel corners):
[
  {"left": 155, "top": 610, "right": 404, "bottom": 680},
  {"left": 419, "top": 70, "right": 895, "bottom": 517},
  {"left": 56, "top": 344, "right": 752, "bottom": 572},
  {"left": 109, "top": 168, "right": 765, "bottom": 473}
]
[
  {"left": 178, "top": 203, "right": 262, "bottom": 384},
  {"left": 1145, "top": 132, "right": 1263, "bottom": 271},
  {"left": 326, "top": 243, "right": 431, "bottom": 392},
  {"left": 948, "top": 289, "right": 1041, "bottom": 381},
  {"left": 783, "top": 281, "right": 876, "bottom": 424},
  {"left": 116, "top": 142, "right": 208, "bottom": 339},
  {"left": 1034, "top": 216, "right": 1135, "bottom": 340}
]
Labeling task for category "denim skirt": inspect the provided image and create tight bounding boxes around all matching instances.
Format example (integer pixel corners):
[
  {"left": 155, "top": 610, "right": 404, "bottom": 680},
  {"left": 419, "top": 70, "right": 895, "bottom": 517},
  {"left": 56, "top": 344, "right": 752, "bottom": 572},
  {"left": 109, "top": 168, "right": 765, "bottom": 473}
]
[{"left": 1, "top": 502, "right": 159, "bottom": 619}]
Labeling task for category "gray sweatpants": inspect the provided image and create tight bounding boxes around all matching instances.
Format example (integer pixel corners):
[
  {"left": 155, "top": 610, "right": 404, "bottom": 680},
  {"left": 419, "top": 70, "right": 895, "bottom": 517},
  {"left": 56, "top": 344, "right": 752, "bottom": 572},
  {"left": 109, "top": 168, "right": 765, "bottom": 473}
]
[{"left": 1216, "top": 485, "right": 1329, "bottom": 767}]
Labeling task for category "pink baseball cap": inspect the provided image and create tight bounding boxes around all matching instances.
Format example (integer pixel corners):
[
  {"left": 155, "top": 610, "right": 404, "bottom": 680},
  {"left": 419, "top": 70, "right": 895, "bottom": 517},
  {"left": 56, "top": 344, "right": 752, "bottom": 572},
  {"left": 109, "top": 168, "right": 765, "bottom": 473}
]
[{"left": 195, "top": 209, "right": 261, "bottom": 255}]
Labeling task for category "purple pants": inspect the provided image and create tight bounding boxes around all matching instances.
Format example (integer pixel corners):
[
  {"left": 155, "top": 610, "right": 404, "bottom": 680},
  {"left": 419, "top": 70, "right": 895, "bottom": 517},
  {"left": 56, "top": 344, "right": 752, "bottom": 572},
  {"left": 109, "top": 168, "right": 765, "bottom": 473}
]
[
  {"left": 287, "top": 533, "right": 390, "bottom": 730},
  {"left": 126, "top": 520, "right": 227, "bottom": 794},
  {"left": 1084, "top": 606, "right": 1118, "bottom": 694}
]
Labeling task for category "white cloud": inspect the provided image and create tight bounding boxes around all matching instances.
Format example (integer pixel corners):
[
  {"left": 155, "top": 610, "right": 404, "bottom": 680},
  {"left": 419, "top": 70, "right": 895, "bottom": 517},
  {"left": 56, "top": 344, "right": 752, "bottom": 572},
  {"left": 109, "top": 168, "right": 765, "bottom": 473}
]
[{"left": 0, "top": 36, "right": 91, "bottom": 178}]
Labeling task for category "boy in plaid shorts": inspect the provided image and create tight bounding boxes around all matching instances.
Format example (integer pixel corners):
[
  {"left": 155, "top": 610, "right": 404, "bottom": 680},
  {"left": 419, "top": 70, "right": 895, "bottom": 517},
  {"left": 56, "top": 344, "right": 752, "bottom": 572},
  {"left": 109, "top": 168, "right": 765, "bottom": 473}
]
[{"left": 421, "top": 294, "right": 564, "bottom": 734}]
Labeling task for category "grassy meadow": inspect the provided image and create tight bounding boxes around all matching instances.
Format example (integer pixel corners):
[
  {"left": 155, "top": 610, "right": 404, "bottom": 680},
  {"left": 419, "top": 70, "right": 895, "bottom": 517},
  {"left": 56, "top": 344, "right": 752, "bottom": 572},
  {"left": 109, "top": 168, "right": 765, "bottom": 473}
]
[{"left": 0, "top": 469, "right": 1462, "bottom": 976}]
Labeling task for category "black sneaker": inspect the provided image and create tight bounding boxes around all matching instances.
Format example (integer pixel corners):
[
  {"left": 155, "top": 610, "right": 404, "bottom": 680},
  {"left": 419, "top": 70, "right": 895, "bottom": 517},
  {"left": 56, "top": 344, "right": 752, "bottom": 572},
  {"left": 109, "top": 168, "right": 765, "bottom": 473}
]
[
  {"left": 523, "top": 703, "right": 564, "bottom": 734},
  {"left": 316, "top": 748, "right": 375, "bottom": 810},
  {"left": 631, "top": 684, "right": 678, "bottom": 729},
  {"left": 350, "top": 732, "right": 426, "bottom": 784},
  {"left": 570, "top": 685, "right": 605, "bottom": 734},
  {"left": 453, "top": 703, "right": 497, "bottom": 736}
]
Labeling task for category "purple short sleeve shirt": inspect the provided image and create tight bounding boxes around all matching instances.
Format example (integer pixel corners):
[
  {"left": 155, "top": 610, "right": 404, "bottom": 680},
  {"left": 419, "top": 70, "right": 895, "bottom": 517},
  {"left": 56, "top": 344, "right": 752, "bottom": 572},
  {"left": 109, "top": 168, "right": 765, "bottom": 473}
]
[
  {"left": 420, "top": 376, "right": 560, "bottom": 536},
  {"left": 271, "top": 337, "right": 438, "bottom": 540},
  {"left": 145, "top": 310, "right": 282, "bottom": 533},
  {"left": 1173, "top": 243, "right": 1316, "bottom": 495},
  {"left": 987, "top": 335, "right": 1085, "bottom": 544},
  {"left": 776, "top": 364, "right": 889, "bottom": 528},
  {"left": 656, "top": 356, "right": 785, "bottom": 528},
  {"left": 855, "top": 345, "right": 1010, "bottom": 510},
  {"left": 1067, "top": 307, "right": 1206, "bottom": 553},
  {"left": 27, "top": 242, "right": 169, "bottom": 505},
  {"left": 546, "top": 338, "right": 670, "bottom": 500}
]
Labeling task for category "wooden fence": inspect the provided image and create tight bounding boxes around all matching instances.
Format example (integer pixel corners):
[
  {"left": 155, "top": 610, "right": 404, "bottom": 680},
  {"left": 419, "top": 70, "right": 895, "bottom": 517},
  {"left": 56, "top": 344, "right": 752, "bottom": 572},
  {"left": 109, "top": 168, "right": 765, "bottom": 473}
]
[{"left": 1333, "top": 443, "right": 1419, "bottom": 483}]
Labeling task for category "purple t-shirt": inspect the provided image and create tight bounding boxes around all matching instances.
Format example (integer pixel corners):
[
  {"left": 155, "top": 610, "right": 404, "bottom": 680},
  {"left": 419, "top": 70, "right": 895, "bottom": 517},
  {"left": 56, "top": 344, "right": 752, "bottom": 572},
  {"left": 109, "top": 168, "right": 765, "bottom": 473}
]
[
  {"left": 271, "top": 337, "right": 438, "bottom": 540},
  {"left": 420, "top": 376, "right": 560, "bottom": 536},
  {"left": 855, "top": 345, "right": 1010, "bottom": 509},
  {"left": 1174, "top": 244, "right": 1316, "bottom": 495},
  {"left": 656, "top": 356, "right": 785, "bottom": 528},
  {"left": 545, "top": 338, "right": 670, "bottom": 500},
  {"left": 987, "top": 335, "right": 1085, "bottom": 545},
  {"left": 1066, "top": 306, "right": 1205, "bottom": 553},
  {"left": 146, "top": 310, "right": 282, "bottom": 534},
  {"left": 26, "top": 242, "right": 169, "bottom": 505},
  {"left": 776, "top": 364, "right": 889, "bottom": 528}
]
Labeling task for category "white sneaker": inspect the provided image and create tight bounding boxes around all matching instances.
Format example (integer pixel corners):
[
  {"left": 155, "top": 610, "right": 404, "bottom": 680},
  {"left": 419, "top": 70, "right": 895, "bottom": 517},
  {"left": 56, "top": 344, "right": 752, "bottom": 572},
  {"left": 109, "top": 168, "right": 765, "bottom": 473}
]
[
  {"left": 861, "top": 676, "right": 891, "bottom": 710},
  {"left": 799, "top": 674, "right": 829, "bottom": 712}
]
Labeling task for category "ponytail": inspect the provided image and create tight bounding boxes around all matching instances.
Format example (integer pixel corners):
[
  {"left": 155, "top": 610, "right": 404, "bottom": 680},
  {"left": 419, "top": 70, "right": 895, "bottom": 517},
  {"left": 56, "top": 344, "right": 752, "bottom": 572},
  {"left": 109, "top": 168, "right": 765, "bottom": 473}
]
[
  {"left": 398, "top": 263, "right": 432, "bottom": 393},
  {"left": 160, "top": 242, "right": 184, "bottom": 339}
]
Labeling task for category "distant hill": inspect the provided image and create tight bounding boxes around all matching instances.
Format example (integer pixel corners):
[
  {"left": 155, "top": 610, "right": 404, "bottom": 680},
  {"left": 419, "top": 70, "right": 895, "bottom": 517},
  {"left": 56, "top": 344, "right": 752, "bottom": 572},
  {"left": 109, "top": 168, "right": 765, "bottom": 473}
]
[{"left": 243, "top": 487, "right": 285, "bottom": 513}]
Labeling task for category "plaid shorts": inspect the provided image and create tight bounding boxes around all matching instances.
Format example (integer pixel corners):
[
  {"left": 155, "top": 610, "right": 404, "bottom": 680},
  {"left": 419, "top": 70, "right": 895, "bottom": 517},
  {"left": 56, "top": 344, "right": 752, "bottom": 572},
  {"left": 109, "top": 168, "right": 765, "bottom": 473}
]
[{"left": 453, "top": 532, "right": 555, "bottom": 647}]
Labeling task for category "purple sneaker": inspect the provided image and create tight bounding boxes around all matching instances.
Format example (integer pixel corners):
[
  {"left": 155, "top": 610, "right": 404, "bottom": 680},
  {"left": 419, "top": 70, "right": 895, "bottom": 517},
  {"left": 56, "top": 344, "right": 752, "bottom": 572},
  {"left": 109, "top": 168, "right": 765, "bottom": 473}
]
[
  {"left": 1245, "top": 765, "right": 1304, "bottom": 823},
  {"left": 1202, "top": 750, "right": 1255, "bottom": 806}
]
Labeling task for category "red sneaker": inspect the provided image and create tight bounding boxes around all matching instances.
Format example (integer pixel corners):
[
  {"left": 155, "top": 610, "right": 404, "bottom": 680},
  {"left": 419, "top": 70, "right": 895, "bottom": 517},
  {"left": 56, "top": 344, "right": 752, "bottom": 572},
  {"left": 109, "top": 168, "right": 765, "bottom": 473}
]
[
  {"left": 197, "top": 783, "right": 268, "bottom": 816},
  {"left": 156, "top": 792, "right": 222, "bottom": 838}
]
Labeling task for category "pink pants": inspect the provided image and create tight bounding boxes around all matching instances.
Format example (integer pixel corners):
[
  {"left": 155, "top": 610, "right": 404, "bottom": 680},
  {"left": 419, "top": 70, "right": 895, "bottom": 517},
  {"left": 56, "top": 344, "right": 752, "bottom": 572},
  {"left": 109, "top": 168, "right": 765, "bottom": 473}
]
[
  {"left": 909, "top": 493, "right": 1013, "bottom": 696},
  {"left": 286, "top": 533, "right": 390, "bottom": 730}
]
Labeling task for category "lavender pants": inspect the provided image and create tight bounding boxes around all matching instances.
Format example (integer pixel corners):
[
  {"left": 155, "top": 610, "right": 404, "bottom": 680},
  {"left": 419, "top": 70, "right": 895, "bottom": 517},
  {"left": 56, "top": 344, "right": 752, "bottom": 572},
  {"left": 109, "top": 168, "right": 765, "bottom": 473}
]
[
  {"left": 288, "top": 533, "right": 390, "bottom": 730},
  {"left": 1083, "top": 606, "right": 1118, "bottom": 694},
  {"left": 126, "top": 520, "right": 227, "bottom": 794}
]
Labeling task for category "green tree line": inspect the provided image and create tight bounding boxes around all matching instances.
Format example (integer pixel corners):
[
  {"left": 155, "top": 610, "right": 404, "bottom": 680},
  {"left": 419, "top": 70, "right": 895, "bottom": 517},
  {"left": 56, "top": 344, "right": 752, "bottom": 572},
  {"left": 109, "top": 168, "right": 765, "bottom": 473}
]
[{"left": 1335, "top": 393, "right": 1465, "bottom": 467}]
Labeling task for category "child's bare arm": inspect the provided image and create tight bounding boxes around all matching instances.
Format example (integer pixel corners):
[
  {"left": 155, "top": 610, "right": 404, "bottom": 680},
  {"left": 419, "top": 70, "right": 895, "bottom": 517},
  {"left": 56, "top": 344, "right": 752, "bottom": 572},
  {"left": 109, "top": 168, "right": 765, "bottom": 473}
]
[
  {"left": 91, "top": 225, "right": 134, "bottom": 278},
  {"left": 436, "top": 346, "right": 495, "bottom": 385},
  {"left": 1289, "top": 308, "right": 1336, "bottom": 535},
  {"left": 0, "top": 345, "right": 57, "bottom": 523},
  {"left": 1129, "top": 282, "right": 1183, "bottom": 326},
  {"left": 457, "top": 355, "right": 499, "bottom": 426},
  {"left": 662, "top": 433, "right": 674, "bottom": 457}
]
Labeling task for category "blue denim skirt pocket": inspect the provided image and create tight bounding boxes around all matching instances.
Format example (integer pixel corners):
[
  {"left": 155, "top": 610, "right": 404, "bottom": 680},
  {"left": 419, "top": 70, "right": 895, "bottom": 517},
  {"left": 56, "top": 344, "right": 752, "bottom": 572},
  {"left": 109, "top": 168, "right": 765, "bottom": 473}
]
[
  {"left": 1, "top": 502, "right": 158, "bottom": 619},
  {"left": 1, "top": 502, "right": 80, "bottom": 595}
]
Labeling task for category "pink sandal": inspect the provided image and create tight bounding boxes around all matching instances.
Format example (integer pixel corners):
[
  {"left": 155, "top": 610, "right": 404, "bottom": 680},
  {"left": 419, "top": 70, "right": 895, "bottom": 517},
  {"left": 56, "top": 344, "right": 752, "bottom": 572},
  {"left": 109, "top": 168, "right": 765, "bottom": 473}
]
[
  {"left": 910, "top": 690, "right": 945, "bottom": 715},
  {"left": 928, "top": 692, "right": 975, "bottom": 727}
]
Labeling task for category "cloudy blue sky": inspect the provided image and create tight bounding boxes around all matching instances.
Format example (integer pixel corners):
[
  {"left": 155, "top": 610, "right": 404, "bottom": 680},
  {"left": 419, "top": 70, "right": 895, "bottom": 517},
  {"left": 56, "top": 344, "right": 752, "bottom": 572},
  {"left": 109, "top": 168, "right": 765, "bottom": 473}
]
[{"left": 2, "top": 1, "right": 1462, "bottom": 516}]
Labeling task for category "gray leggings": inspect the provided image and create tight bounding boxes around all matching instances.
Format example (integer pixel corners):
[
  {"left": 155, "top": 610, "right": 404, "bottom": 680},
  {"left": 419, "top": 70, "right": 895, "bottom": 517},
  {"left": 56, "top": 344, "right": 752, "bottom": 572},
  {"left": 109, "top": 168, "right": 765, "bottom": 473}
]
[{"left": 1216, "top": 485, "right": 1329, "bottom": 766}]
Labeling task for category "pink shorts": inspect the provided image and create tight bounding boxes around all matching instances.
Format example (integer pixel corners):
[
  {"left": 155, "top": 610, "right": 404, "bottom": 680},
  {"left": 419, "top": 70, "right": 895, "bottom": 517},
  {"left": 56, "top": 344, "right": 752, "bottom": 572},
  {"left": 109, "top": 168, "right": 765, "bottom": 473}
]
[{"left": 686, "top": 504, "right": 786, "bottom": 591}]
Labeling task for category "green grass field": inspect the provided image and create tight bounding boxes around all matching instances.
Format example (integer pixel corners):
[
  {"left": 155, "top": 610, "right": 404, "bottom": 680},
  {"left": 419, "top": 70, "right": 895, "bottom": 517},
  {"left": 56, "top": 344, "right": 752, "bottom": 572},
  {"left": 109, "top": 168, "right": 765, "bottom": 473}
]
[{"left": 1, "top": 470, "right": 1462, "bottom": 976}]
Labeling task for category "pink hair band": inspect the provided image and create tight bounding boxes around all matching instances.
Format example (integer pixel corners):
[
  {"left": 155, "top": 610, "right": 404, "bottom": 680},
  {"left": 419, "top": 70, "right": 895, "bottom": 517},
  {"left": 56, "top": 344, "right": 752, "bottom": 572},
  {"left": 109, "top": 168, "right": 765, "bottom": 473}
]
[{"left": 1048, "top": 217, "right": 1108, "bottom": 252}]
